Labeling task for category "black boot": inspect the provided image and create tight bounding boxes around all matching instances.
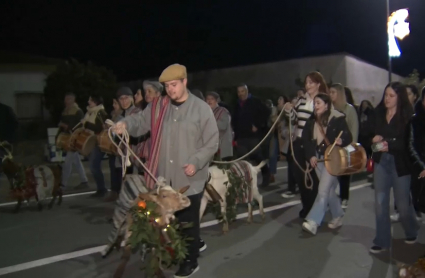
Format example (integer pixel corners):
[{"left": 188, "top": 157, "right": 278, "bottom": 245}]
[{"left": 174, "top": 260, "right": 199, "bottom": 278}]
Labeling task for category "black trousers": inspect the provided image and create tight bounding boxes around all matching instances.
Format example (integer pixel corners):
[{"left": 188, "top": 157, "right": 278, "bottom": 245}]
[
  {"left": 338, "top": 175, "right": 351, "bottom": 201},
  {"left": 175, "top": 192, "right": 203, "bottom": 263},
  {"left": 291, "top": 139, "right": 319, "bottom": 217},
  {"left": 285, "top": 144, "right": 297, "bottom": 193}
]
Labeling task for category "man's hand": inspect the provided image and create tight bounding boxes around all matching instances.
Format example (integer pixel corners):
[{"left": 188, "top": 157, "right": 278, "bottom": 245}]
[
  {"left": 183, "top": 164, "right": 196, "bottom": 176},
  {"left": 380, "top": 141, "right": 388, "bottom": 152},
  {"left": 310, "top": 156, "right": 318, "bottom": 168},
  {"left": 419, "top": 170, "right": 425, "bottom": 179},
  {"left": 283, "top": 102, "right": 293, "bottom": 111},
  {"left": 252, "top": 125, "right": 258, "bottom": 133},
  {"left": 113, "top": 122, "right": 127, "bottom": 135},
  {"left": 372, "top": 135, "right": 383, "bottom": 143},
  {"left": 335, "top": 138, "right": 342, "bottom": 146}
]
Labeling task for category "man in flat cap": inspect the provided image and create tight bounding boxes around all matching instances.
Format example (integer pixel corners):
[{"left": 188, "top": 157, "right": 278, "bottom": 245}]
[{"left": 113, "top": 64, "right": 219, "bottom": 278}]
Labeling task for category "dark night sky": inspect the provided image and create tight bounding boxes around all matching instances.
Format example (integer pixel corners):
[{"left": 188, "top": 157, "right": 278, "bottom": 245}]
[{"left": 0, "top": 0, "right": 424, "bottom": 82}]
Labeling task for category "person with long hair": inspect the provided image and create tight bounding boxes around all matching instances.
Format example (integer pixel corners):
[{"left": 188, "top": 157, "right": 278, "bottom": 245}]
[
  {"left": 82, "top": 94, "right": 108, "bottom": 197},
  {"left": 329, "top": 83, "right": 359, "bottom": 208},
  {"left": 406, "top": 84, "right": 419, "bottom": 107},
  {"left": 134, "top": 89, "right": 144, "bottom": 109},
  {"left": 369, "top": 82, "right": 419, "bottom": 254},
  {"left": 301, "top": 93, "right": 352, "bottom": 235},
  {"left": 284, "top": 71, "right": 328, "bottom": 218},
  {"left": 408, "top": 86, "right": 425, "bottom": 221}
]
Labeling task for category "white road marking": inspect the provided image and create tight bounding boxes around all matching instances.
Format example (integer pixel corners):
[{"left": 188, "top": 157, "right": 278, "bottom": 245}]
[
  {"left": 0, "top": 182, "right": 371, "bottom": 276},
  {"left": 0, "top": 166, "right": 290, "bottom": 208}
]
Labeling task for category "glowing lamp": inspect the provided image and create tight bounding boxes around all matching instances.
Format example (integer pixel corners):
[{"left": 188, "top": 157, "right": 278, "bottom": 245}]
[{"left": 388, "top": 9, "right": 410, "bottom": 58}]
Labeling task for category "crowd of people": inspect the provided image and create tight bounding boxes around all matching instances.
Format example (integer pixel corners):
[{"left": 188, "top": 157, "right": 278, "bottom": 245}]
[{"left": 55, "top": 64, "right": 425, "bottom": 277}]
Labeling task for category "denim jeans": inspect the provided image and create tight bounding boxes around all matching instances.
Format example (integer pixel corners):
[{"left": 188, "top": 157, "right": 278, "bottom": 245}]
[
  {"left": 61, "top": 151, "right": 88, "bottom": 187},
  {"left": 306, "top": 159, "right": 344, "bottom": 226},
  {"left": 268, "top": 135, "right": 279, "bottom": 175},
  {"left": 373, "top": 153, "right": 419, "bottom": 248},
  {"left": 88, "top": 145, "right": 106, "bottom": 192}
]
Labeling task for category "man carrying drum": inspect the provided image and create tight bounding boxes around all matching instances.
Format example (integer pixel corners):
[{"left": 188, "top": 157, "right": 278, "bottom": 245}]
[
  {"left": 58, "top": 92, "right": 89, "bottom": 190},
  {"left": 113, "top": 64, "right": 219, "bottom": 278}
]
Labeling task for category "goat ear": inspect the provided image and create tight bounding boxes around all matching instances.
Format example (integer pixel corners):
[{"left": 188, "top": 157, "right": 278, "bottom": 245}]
[
  {"left": 139, "top": 193, "right": 152, "bottom": 201},
  {"left": 179, "top": 185, "right": 190, "bottom": 194}
]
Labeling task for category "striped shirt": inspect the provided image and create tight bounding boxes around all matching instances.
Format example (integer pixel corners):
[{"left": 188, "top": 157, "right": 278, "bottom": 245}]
[{"left": 285, "top": 95, "right": 314, "bottom": 138}]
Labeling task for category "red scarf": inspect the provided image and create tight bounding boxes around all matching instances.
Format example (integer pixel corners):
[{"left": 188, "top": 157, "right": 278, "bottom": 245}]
[{"left": 145, "top": 96, "right": 170, "bottom": 189}]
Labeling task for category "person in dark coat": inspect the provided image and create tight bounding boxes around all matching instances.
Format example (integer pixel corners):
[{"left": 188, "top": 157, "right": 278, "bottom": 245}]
[
  {"left": 0, "top": 102, "right": 18, "bottom": 144},
  {"left": 232, "top": 83, "right": 271, "bottom": 186}
]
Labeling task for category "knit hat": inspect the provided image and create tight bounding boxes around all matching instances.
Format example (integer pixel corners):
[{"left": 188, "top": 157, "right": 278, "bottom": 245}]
[
  {"left": 117, "top": 87, "right": 133, "bottom": 98},
  {"left": 158, "top": 64, "right": 187, "bottom": 83},
  {"left": 143, "top": 80, "right": 163, "bottom": 92}
]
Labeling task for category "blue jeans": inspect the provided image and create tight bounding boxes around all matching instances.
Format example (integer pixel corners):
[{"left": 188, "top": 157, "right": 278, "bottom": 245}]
[
  {"left": 373, "top": 153, "right": 419, "bottom": 248},
  {"left": 88, "top": 145, "right": 106, "bottom": 192},
  {"left": 61, "top": 151, "right": 88, "bottom": 186},
  {"left": 306, "top": 160, "right": 344, "bottom": 225},
  {"left": 268, "top": 135, "right": 279, "bottom": 175}
]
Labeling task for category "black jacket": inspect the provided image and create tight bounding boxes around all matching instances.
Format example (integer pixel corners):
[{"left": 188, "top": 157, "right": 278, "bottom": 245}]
[
  {"left": 232, "top": 96, "right": 269, "bottom": 140},
  {"left": 302, "top": 110, "right": 352, "bottom": 160},
  {"left": 409, "top": 101, "right": 425, "bottom": 171},
  {"left": 372, "top": 108, "right": 412, "bottom": 177}
]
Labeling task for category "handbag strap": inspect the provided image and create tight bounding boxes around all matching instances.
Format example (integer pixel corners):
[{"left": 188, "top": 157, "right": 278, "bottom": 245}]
[{"left": 317, "top": 122, "right": 331, "bottom": 146}]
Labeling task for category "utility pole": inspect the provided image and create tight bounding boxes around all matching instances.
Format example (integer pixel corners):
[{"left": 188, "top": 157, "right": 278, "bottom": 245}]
[{"left": 387, "top": 0, "right": 392, "bottom": 82}]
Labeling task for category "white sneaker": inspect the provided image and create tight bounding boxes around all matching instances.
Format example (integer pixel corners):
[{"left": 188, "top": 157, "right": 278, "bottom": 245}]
[
  {"left": 302, "top": 220, "right": 318, "bottom": 235},
  {"left": 390, "top": 213, "right": 400, "bottom": 222},
  {"left": 281, "top": 192, "right": 295, "bottom": 199},
  {"left": 341, "top": 200, "right": 348, "bottom": 209},
  {"left": 328, "top": 216, "right": 343, "bottom": 229}
]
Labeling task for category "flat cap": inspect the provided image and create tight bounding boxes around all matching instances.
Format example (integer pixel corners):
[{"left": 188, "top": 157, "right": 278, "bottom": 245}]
[
  {"left": 158, "top": 64, "right": 187, "bottom": 83},
  {"left": 143, "top": 80, "right": 163, "bottom": 92},
  {"left": 117, "top": 87, "right": 133, "bottom": 98}
]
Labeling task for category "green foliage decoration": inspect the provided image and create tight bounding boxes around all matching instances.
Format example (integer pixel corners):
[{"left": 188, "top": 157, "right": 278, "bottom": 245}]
[{"left": 127, "top": 200, "right": 192, "bottom": 277}]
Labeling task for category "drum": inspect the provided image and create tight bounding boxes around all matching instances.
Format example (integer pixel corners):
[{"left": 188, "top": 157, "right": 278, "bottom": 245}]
[
  {"left": 56, "top": 133, "right": 72, "bottom": 151},
  {"left": 97, "top": 130, "right": 117, "bottom": 155},
  {"left": 324, "top": 143, "right": 367, "bottom": 176},
  {"left": 70, "top": 128, "right": 97, "bottom": 156}
]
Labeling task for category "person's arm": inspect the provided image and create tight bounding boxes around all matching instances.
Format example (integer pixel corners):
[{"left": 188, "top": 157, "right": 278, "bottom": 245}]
[
  {"left": 346, "top": 106, "right": 359, "bottom": 142},
  {"left": 186, "top": 108, "right": 219, "bottom": 170},
  {"left": 216, "top": 109, "right": 230, "bottom": 131},
  {"left": 121, "top": 103, "right": 152, "bottom": 137},
  {"left": 408, "top": 122, "right": 425, "bottom": 170},
  {"left": 337, "top": 117, "right": 353, "bottom": 147}
]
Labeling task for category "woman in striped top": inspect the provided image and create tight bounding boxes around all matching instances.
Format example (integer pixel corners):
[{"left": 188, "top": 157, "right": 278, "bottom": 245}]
[{"left": 284, "top": 71, "right": 328, "bottom": 218}]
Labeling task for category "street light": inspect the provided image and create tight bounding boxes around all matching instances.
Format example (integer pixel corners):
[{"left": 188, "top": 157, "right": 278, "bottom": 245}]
[{"left": 387, "top": 3, "right": 410, "bottom": 82}]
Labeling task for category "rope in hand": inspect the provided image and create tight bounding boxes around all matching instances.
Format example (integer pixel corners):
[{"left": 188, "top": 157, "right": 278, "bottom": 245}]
[
  {"left": 211, "top": 104, "right": 287, "bottom": 164},
  {"left": 286, "top": 104, "right": 314, "bottom": 190},
  {"left": 105, "top": 119, "right": 158, "bottom": 185}
]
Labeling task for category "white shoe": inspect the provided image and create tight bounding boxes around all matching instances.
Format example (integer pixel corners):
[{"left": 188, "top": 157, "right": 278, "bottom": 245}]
[
  {"left": 328, "top": 216, "right": 343, "bottom": 229},
  {"left": 302, "top": 220, "right": 318, "bottom": 235},
  {"left": 281, "top": 192, "right": 295, "bottom": 199},
  {"left": 341, "top": 200, "right": 348, "bottom": 209},
  {"left": 390, "top": 213, "right": 400, "bottom": 222}
]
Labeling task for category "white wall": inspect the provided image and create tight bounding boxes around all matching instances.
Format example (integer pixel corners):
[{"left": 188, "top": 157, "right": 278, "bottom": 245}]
[
  {"left": 187, "top": 54, "right": 347, "bottom": 96},
  {"left": 345, "top": 56, "right": 403, "bottom": 106},
  {"left": 0, "top": 72, "right": 47, "bottom": 114}
]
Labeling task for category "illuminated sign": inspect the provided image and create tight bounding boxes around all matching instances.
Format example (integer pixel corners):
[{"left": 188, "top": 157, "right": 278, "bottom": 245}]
[{"left": 388, "top": 9, "right": 410, "bottom": 58}]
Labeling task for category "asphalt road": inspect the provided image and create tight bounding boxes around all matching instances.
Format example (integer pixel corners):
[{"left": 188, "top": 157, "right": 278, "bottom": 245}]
[{"left": 0, "top": 161, "right": 423, "bottom": 278}]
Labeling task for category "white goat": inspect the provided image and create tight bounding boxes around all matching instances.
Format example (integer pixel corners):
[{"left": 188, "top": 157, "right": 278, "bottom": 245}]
[{"left": 200, "top": 160, "right": 267, "bottom": 233}]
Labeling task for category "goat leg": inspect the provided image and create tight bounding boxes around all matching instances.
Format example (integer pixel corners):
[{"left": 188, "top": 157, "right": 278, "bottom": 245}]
[
  {"left": 35, "top": 195, "right": 43, "bottom": 211},
  {"left": 247, "top": 203, "right": 253, "bottom": 224},
  {"left": 113, "top": 245, "right": 132, "bottom": 278},
  {"left": 57, "top": 186, "right": 63, "bottom": 206},
  {"left": 14, "top": 198, "right": 22, "bottom": 213},
  {"left": 48, "top": 191, "right": 57, "bottom": 210}
]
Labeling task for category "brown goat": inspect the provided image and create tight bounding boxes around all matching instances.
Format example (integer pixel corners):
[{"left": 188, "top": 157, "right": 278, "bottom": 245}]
[
  {"left": 113, "top": 183, "right": 191, "bottom": 278},
  {"left": 398, "top": 260, "right": 425, "bottom": 278}
]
